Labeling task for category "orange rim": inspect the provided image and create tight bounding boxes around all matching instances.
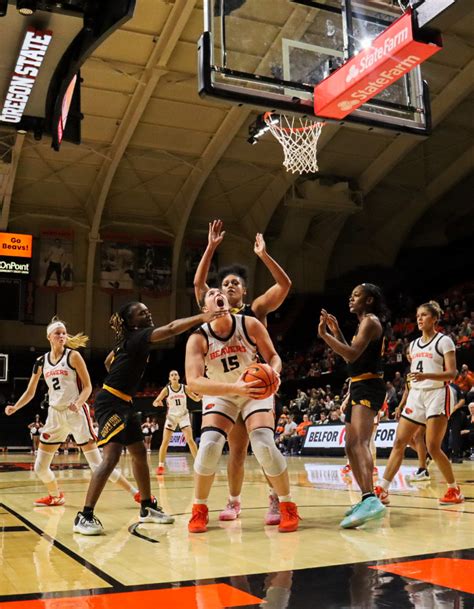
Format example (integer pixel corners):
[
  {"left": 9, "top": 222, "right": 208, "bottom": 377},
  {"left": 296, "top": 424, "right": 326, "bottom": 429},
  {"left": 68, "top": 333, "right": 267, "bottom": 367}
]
[{"left": 263, "top": 111, "right": 324, "bottom": 133}]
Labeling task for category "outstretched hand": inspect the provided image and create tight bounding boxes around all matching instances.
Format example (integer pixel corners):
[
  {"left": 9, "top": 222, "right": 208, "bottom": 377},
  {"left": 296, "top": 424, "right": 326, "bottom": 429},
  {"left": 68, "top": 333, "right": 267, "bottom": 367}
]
[
  {"left": 325, "top": 311, "right": 340, "bottom": 335},
  {"left": 254, "top": 233, "right": 266, "bottom": 257},
  {"left": 5, "top": 404, "right": 16, "bottom": 416},
  {"left": 318, "top": 310, "right": 329, "bottom": 338},
  {"left": 200, "top": 308, "right": 229, "bottom": 324},
  {"left": 208, "top": 219, "right": 225, "bottom": 249}
]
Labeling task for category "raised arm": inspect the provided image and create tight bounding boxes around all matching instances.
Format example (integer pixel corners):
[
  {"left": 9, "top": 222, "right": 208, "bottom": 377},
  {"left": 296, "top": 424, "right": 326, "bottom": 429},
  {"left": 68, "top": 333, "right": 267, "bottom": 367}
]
[
  {"left": 318, "top": 312, "right": 380, "bottom": 363},
  {"left": 193, "top": 219, "right": 225, "bottom": 305},
  {"left": 251, "top": 233, "right": 291, "bottom": 323},
  {"left": 5, "top": 364, "right": 42, "bottom": 415},
  {"left": 153, "top": 387, "right": 169, "bottom": 407}
]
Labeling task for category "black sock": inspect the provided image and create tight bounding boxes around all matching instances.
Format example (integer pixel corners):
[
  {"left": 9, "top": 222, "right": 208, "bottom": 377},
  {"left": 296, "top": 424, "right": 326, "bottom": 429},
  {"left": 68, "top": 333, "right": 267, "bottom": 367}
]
[
  {"left": 82, "top": 506, "right": 94, "bottom": 518},
  {"left": 416, "top": 468, "right": 427, "bottom": 474},
  {"left": 361, "top": 492, "right": 375, "bottom": 501},
  {"left": 141, "top": 498, "right": 155, "bottom": 511}
]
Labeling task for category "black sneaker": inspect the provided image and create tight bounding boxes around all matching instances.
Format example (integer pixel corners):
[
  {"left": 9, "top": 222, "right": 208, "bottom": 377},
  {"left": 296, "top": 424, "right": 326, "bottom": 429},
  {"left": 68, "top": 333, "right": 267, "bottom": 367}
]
[{"left": 73, "top": 511, "right": 104, "bottom": 535}]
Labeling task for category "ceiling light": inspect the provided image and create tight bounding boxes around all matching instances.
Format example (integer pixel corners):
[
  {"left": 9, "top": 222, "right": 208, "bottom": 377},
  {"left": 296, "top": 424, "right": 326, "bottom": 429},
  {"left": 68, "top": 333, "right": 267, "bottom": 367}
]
[{"left": 17, "top": 0, "right": 37, "bottom": 16}]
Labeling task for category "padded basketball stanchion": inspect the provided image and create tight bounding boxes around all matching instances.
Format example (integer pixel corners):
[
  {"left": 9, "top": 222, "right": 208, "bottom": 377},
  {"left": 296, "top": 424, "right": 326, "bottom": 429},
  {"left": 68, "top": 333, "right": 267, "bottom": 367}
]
[{"left": 263, "top": 112, "right": 324, "bottom": 175}]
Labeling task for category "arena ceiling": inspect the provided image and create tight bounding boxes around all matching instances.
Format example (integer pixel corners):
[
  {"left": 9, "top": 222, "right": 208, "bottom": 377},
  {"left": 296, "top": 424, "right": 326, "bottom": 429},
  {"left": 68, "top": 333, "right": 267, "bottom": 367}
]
[{"left": 0, "top": 0, "right": 473, "bottom": 299}]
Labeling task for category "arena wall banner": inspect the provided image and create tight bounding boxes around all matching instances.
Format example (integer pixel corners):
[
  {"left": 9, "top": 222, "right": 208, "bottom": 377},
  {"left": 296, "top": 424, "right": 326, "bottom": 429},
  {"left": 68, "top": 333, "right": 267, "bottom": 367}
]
[
  {"left": 302, "top": 422, "right": 398, "bottom": 453},
  {"left": 184, "top": 242, "right": 218, "bottom": 290},
  {"left": 38, "top": 229, "right": 74, "bottom": 290},
  {"left": 169, "top": 431, "right": 186, "bottom": 448},
  {"left": 100, "top": 234, "right": 172, "bottom": 294}
]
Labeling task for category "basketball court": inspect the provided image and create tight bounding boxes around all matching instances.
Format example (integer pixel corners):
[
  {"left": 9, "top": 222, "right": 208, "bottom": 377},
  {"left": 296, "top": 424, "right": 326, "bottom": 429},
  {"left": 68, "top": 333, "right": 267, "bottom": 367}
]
[
  {"left": 1, "top": 0, "right": 473, "bottom": 607},
  {"left": 0, "top": 452, "right": 473, "bottom": 607}
]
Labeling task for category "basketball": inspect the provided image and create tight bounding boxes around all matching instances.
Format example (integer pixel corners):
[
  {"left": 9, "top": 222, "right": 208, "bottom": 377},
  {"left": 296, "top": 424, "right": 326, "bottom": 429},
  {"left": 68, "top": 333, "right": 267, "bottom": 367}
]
[{"left": 242, "top": 363, "right": 279, "bottom": 400}]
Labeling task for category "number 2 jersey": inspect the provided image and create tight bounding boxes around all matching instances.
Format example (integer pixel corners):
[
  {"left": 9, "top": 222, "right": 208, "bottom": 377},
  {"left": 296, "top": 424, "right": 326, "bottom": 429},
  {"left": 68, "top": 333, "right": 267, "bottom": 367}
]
[
  {"left": 408, "top": 332, "right": 455, "bottom": 389},
  {"left": 199, "top": 314, "right": 258, "bottom": 384},
  {"left": 34, "top": 348, "right": 81, "bottom": 411}
]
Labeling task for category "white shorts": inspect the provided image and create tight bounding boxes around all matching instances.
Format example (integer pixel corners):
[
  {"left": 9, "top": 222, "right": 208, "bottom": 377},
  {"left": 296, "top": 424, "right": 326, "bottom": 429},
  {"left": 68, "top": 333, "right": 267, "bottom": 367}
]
[
  {"left": 40, "top": 405, "right": 96, "bottom": 445},
  {"left": 402, "top": 386, "right": 452, "bottom": 426},
  {"left": 165, "top": 412, "right": 191, "bottom": 431},
  {"left": 202, "top": 395, "right": 274, "bottom": 424}
]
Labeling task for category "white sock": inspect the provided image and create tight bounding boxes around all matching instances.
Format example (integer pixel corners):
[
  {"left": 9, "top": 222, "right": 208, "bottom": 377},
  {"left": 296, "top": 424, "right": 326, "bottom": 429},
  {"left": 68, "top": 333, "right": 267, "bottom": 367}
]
[
  {"left": 380, "top": 479, "right": 390, "bottom": 491},
  {"left": 195, "top": 498, "right": 207, "bottom": 505},
  {"left": 278, "top": 494, "right": 292, "bottom": 502},
  {"left": 448, "top": 482, "right": 458, "bottom": 489},
  {"left": 130, "top": 486, "right": 138, "bottom": 496},
  {"left": 229, "top": 495, "right": 241, "bottom": 503},
  {"left": 269, "top": 488, "right": 277, "bottom": 497}
]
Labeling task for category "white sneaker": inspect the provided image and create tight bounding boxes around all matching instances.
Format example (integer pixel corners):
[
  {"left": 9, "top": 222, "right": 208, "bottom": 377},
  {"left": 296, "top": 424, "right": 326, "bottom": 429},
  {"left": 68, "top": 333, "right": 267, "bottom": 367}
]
[
  {"left": 139, "top": 506, "right": 174, "bottom": 524},
  {"left": 73, "top": 512, "right": 104, "bottom": 535},
  {"left": 408, "top": 468, "right": 430, "bottom": 481}
]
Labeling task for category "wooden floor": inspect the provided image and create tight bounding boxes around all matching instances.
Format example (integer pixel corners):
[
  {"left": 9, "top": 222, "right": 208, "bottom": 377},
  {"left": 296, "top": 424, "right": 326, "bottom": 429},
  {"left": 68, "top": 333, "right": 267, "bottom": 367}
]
[{"left": 0, "top": 451, "right": 473, "bottom": 608}]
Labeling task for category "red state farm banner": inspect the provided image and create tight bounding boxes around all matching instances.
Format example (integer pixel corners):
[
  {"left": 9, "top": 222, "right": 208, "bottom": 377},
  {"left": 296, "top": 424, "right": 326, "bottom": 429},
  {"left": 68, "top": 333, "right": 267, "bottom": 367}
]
[{"left": 314, "top": 10, "right": 442, "bottom": 120}]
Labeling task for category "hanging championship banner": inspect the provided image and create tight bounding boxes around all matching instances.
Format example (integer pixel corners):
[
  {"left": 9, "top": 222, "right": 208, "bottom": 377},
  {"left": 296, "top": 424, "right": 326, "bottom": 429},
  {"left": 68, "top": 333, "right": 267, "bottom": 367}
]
[
  {"left": 184, "top": 242, "right": 219, "bottom": 290},
  {"left": 100, "top": 234, "right": 135, "bottom": 292},
  {"left": 100, "top": 235, "right": 172, "bottom": 295},
  {"left": 38, "top": 229, "right": 74, "bottom": 290},
  {"left": 136, "top": 241, "right": 172, "bottom": 296}
]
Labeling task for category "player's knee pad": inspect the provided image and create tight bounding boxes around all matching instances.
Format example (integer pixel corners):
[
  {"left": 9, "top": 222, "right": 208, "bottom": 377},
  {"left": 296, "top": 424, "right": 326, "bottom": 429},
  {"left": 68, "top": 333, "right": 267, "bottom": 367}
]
[
  {"left": 34, "top": 449, "right": 56, "bottom": 483},
  {"left": 194, "top": 427, "right": 227, "bottom": 476},
  {"left": 249, "top": 427, "right": 286, "bottom": 477}
]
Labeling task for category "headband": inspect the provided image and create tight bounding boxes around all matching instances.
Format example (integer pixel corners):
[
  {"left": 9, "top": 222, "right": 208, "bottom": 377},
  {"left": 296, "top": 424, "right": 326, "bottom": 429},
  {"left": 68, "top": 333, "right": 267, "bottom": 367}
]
[{"left": 46, "top": 321, "right": 66, "bottom": 337}]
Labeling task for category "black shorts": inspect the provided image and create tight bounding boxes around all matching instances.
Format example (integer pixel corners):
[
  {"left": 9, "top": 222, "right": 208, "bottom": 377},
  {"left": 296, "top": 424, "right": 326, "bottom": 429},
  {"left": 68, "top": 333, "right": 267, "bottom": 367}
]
[
  {"left": 346, "top": 378, "right": 385, "bottom": 424},
  {"left": 94, "top": 390, "right": 143, "bottom": 447}
]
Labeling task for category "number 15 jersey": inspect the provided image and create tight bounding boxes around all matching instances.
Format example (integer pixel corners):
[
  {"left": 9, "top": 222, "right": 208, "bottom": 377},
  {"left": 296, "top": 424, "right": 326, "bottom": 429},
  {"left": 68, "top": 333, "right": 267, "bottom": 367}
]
[
  {"left": 409, "top": 332, "right": 455, "bottom": 389},
  {"left": 200, "top": 315, "right": 258, "bottom": 384}
]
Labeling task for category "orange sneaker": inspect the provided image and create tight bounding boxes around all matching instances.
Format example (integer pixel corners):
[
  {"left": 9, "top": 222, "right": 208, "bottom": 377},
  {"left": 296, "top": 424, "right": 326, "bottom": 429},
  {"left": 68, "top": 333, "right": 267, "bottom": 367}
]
[
  {"left": 156, "top": 465, "right": 165, "bottom": 475},
  {"left": 341, "top": 463, "right": 351, "bottom": 474},
  {"left": 34, "top": 492, "right": 65, "bottom": 507},
  {"left": 133, "top": 492, "right": 156, "bottom": 504},
  {"left": 188, "top": 504, "right": 209, "bottom": 533},
  {"left": 374, "top": 485, "right": 390, "bottom": 505},
  {"left": 439, "top": 486, "right": 464, "bottom": 505},
  {"left": 278, "top": 501, "right": 300, "bottom": 532}
]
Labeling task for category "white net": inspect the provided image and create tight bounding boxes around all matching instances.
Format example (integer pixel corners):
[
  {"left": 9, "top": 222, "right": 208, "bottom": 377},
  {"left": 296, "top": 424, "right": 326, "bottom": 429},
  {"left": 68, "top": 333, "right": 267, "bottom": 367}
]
[{"left": 264, "top": 113, "right": 324, "bottom": 174}]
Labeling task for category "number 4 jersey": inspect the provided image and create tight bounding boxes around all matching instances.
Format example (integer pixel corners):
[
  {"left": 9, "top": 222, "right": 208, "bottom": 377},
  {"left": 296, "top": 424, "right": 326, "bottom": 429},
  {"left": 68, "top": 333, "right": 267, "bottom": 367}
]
[
  {"left": 199, "top": 315, "right": 258, "bottom": 383},
  {"left": 408, "top": 332, "right": 455, "bottom": 389}
]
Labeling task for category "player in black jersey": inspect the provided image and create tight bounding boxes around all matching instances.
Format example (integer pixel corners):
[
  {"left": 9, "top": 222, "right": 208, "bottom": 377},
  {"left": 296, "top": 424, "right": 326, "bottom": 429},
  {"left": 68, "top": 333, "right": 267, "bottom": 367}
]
[
  {"left": 318, "top": 283, "right": 388, "bottom": 528},
  {"left": 73, "top": 301, "right": 216, "bottom": 535},
  {"left": 194, "top": 219, "right": 291, "bottom": 524}
]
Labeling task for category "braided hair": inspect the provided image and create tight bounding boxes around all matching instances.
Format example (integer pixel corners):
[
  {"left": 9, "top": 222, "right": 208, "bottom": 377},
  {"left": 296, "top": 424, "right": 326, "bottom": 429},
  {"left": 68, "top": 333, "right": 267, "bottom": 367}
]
[
  {"left": 109, "top": 301, "right": 140, "bottom": 343},
  {"left": 360, "top": 283, "right": 389, "bottom": 322}
]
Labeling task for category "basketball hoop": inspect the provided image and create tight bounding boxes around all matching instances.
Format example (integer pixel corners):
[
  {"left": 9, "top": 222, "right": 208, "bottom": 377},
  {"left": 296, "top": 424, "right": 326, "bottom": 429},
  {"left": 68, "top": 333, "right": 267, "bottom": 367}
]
[{"left": 264, "top": 112, "right": 324, "bottom": 174}]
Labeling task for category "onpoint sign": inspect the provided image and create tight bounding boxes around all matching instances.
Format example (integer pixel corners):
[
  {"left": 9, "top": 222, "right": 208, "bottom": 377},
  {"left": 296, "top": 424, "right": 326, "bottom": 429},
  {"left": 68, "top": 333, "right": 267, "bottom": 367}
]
[
  {"left": 0, "top": 29, "right": 53, "bottom": 124},
  {"left": 314, "top": 10, "right": 441, "bottom": 120}
]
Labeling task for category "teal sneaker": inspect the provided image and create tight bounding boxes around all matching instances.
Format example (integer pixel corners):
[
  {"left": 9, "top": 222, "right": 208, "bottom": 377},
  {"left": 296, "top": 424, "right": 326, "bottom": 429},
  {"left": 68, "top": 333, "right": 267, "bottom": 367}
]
[
  {"left": 344, "top": 501, "right": 361, "bottom": 516},
  {"left": 340, "top": 496, "right": 386, "bottom": 529}
]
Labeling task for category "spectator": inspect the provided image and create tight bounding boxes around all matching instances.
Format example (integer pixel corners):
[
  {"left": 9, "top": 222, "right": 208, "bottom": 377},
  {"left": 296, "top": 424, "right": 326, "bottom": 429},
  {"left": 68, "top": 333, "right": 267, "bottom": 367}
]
[
  {"left": 316, "top": 412, "right": 329, "bottom": 425},
  {"left": 328, "top": 410, "right": 342, "bottom": 423},
  {"left": 278, "top": 414, "right": 297, "bottom": 454},
  {"left": 287, "top": 414, "right": 312, "bottom": 455},
  {"left": 460, "top": 403, "right": 474, "bottom": 458},
  {"left": 392, "top": 371, "right": 405, "bottom": 400},
  {"left": 454, "top": 364, "right": 474, "bottom": 396},
  {"left": 445, "top": 384, "right": 467, "bottom": 462},
  {"left": 385, "top": 381, "right": 398, "bottom": 414}
]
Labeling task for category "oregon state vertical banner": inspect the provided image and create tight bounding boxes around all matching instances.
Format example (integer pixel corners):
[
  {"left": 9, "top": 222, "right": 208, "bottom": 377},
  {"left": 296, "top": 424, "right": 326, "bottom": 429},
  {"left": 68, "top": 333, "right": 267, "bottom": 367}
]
[{"left": 38, "top": 229, "right": 74, "bottom": 290}]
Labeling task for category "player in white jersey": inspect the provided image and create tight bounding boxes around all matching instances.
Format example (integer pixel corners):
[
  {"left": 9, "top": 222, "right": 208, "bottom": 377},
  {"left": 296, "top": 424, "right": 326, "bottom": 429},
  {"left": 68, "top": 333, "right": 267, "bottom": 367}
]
[
  {"left": 375, "top": 301, "right": 464, "bottom": 506},
  {"left": 5, "top": 317, "right": 141, "bottom": 507},
  {"left": 153, "top": 370, "right": 201, "bottom": 474},
  {"left": 186, "top": 288, "right": 299, "bottom": 534}
]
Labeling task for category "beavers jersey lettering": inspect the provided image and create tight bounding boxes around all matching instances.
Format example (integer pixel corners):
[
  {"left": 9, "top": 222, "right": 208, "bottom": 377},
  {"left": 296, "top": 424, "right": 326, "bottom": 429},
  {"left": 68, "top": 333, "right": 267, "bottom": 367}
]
[
  {"left": 41, "top": 349, "right": 80, "bottom": 411},
  {"left": 409, "top": 333, "right": 455, "bottom": 389},
  {"left": 200, "top": 315, "right": 257, "bottom": 383},
  {"left": 166, "top": 384, "right": 188, "bottom": 417}
]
